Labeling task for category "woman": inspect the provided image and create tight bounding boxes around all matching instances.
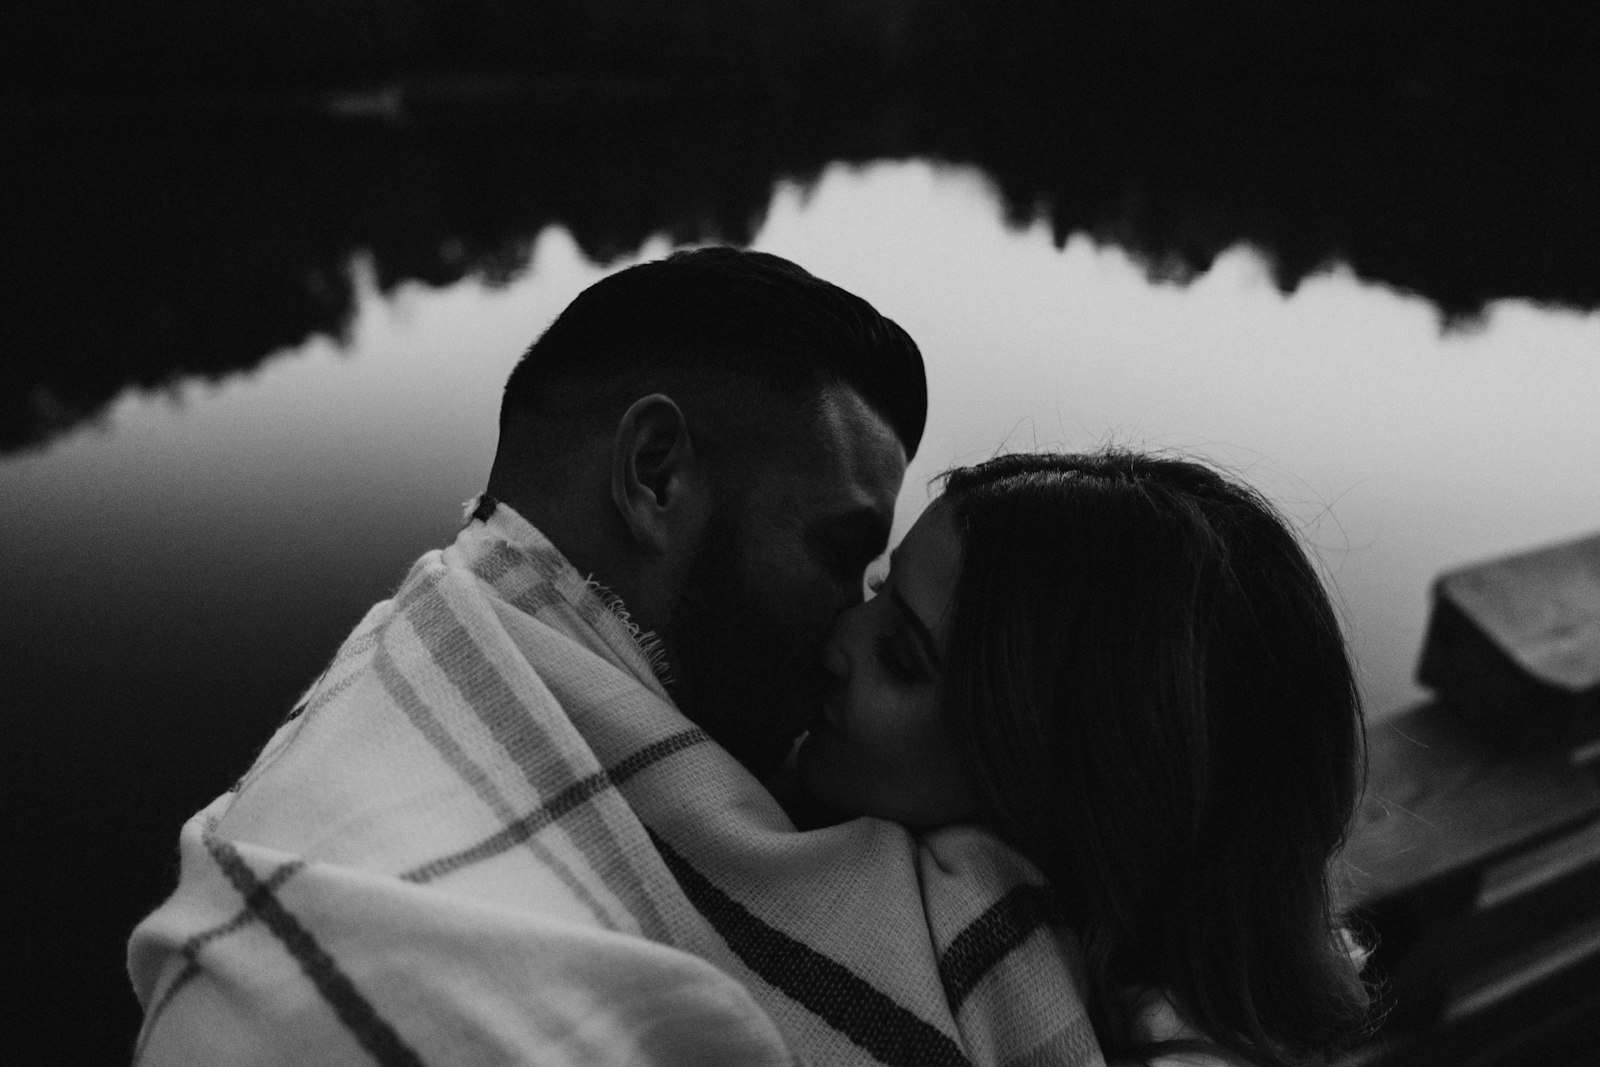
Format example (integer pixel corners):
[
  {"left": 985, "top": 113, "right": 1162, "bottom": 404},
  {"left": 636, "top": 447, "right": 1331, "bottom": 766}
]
[{"left": 793, "top": 449, "right": 1373, "bottom": 1066}]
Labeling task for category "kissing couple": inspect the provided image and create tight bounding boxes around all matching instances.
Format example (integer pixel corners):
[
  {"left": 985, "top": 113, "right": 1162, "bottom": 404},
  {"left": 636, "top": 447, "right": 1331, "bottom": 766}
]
[{"left": 131, "top": 248, "right": 1371, "bottom": 1067}]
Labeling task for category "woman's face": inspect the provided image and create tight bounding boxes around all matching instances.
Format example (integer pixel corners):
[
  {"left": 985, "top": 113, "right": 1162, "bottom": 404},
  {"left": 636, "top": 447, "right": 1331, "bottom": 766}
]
[{"left": 794, "top": 500, "right": 982, "bottom": 828}]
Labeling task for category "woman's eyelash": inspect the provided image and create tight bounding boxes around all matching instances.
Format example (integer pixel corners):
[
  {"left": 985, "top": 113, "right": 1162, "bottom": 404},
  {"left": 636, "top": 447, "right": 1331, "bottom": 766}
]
[{"left": 874, "top": 633, "right": 921, "bottom": 683}]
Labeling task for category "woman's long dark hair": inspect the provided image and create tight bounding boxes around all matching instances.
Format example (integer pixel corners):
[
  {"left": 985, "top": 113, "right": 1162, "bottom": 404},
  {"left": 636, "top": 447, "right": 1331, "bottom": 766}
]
[{"left": 939, "top": 450, "right": 1372, "bottom": 1066}]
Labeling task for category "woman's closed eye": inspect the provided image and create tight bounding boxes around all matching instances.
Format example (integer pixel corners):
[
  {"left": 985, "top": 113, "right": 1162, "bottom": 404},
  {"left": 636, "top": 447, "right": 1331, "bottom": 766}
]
[{"left": 874, "top": 629, "right": 926, "bottom": 684}]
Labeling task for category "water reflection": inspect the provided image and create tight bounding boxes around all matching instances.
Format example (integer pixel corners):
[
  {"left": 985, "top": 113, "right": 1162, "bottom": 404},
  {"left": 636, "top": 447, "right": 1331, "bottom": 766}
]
[{"left": 8, "top": 162, "right": 1598, "bottom": 732}]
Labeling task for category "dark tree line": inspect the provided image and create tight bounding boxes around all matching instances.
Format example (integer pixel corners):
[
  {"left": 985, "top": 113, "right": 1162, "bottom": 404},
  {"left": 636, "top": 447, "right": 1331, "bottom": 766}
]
[
  {"left": 2, "top": 0, "right": 914, "bottom": 94},
  {"left": 4, "top": 0, "right": 1598, "bottom": 454},
  {"left": 9, "top": 0, "right": 1599, "bottom": 109}
]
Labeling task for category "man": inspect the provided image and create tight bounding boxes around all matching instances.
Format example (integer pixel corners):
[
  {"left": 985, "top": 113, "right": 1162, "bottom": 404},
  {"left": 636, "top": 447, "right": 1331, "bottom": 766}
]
[
  {"left": 481, "top": 247, "right": 921, "bottom": 780},
  {"left": 129, "top": 249, "right": 1100, "bottom": 1066}
]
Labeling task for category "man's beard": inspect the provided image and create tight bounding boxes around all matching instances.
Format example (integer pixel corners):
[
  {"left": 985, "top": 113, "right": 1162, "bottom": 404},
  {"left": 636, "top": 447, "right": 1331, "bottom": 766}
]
[{"left": 662, "top": 504, "right": 824, "bottom": 780}]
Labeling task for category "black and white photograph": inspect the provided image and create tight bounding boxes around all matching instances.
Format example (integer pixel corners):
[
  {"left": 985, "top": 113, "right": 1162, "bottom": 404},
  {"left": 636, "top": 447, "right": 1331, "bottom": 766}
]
[{"left": 4, "top": 3, "right": 1600, "bottom": 1064}]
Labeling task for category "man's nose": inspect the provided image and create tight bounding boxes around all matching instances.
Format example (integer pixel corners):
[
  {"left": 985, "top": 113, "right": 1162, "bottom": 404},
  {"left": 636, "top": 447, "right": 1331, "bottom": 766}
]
[{"left": 821, "top": 600, "right": 867, "bottom": 682}]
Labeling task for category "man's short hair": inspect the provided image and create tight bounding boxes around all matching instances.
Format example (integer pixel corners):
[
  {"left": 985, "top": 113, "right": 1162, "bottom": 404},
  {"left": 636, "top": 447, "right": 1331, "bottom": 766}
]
[{"left": 498, "top": 247, "right": 927, "bottom": 465}]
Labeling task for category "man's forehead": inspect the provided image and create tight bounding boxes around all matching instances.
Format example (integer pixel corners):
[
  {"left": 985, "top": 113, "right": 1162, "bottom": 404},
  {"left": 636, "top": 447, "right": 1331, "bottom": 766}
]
[{"left": 775, "top": 387, "right": 907, "bottom": 510}]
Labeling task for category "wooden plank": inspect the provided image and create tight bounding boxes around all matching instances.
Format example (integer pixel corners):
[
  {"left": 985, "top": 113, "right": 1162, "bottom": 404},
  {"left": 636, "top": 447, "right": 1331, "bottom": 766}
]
[
  {"left": 1476, "top": 810, "right": 1600, "bottom": 910},
  {"left": 1375, "top": 980, "right": 1600, "bottom": 1067},
  {"left": 1440, "top": 914, "right": 1600, "bottom": 1024},
  {"left": 1344, "top": 703, "right": 1600, "bottom": 906},
  {"left": 1367, "top": 811, "right": 1600, "bottom": 999},
  {"left": 1341, "top": 691, "right": 1600, "bottom": 1061}
]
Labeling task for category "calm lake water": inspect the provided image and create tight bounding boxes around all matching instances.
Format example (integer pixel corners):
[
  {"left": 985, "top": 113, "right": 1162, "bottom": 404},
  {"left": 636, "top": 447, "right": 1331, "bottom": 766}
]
[
  {"left": 5, "top": 156, "right": 1599, "bottom": 1054},
  {"left": 9, "top": 159, "right": 1598, "bottom": 718}
]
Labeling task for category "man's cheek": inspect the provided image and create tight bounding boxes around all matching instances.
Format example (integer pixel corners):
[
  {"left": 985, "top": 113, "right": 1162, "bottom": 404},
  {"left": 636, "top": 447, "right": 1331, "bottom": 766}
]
[
  {"left": 796, "top": 612, "right": 835, "bottom": 668},
  {"left": 762, "top": 581, "right": 826, "bottom": 659}
]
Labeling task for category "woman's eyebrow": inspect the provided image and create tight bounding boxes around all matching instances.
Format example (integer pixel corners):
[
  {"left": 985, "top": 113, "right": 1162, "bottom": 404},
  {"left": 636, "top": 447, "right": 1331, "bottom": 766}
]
[{"left": 887, "top": 584, "right": 943, "bottom": 670}]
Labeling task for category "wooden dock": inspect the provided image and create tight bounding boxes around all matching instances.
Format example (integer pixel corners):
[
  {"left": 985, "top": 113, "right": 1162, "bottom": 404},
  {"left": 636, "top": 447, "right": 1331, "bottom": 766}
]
[{"left": 1340, "top": 532, "right": 1600, "bottom": 1065}]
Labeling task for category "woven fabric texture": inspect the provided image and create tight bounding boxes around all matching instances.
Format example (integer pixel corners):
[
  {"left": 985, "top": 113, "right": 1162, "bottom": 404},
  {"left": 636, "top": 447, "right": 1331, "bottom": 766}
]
[{"left": 129, "top": 503, "right": 1102, "bottom": 1067}]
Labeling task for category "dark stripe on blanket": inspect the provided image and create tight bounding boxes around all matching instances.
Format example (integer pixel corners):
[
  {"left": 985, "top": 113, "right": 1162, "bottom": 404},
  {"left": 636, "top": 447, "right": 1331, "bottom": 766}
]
[
  {"left": 649, "top": 831, "right": 972, "bottom": 1067},
  {"left": 373, "top": 628, "right": 618, "bottom": 930},
  {"left": 607, "top": 728, "right": 713, "bottom": 784},
  {"left": 470, "top": 536, "right": 568, "bottom": 595},
  {"left": 406, "top": 580, "right": 675, "bottom": 941},
  {"left": 203, "top": 834, "right": 426, "bottom": 1067},
  {"left": 132, "top": 959, "right": 201, "bottom": 1067},
  {"left": 401, "top": 729, "right": 709, "bottom": 884},
  {"left": 468, "top": 533, "right": 658, "bottom": 684},
  {"left": 937, "top": 885, "right": 1059, "bottom": 1013},
  {"left": 470, "top": 543, "right": 565, "bottom": 617},
  {"left": 181, "top": 859, "right": 305, "bottom": 956},
  {"left": 134, "top": 861, "right": 305, "bottom": 1064}
]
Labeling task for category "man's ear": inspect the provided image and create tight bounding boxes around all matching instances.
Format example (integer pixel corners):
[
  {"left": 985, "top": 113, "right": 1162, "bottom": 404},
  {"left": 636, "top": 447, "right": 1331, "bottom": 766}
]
[{"left": 611, "top": 394, "right": 707, "bottom": 553}]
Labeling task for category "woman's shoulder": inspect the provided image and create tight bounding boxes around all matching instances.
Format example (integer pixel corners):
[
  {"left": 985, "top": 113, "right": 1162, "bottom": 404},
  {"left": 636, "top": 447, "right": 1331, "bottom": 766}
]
[{"left": 1106, "top": 989, "right": 1250, "bottom": 1067}]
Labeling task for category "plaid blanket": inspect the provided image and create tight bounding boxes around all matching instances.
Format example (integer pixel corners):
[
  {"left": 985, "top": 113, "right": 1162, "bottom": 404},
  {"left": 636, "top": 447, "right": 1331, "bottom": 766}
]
[{"left": 129, "top": 502, "right": 1104, "bottom": 1067}]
